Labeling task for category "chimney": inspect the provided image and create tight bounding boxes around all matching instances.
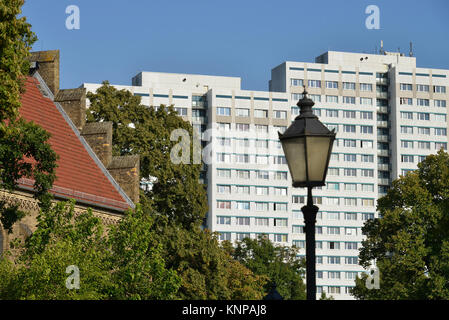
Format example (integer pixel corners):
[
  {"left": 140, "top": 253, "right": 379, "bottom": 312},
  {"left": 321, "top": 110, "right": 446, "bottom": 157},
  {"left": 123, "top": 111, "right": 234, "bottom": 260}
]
[
  {"left": 55, "top": 88, "right": 86, "bottom": 130},
  {"left": 29, "top": 50, "right": 60, "bottom": 95},
  {"left": 81, "top": 122, "right": 113, "bottom": 167},
  {"left": 107, "top": 155, "right": 140, "bottom": 204}
]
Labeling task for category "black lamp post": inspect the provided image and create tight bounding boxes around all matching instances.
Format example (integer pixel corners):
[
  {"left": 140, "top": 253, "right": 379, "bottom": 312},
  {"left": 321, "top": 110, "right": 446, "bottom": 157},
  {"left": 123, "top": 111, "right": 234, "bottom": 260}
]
[{"left": 278, "top": 87, "right": 336, "bottom": 300}]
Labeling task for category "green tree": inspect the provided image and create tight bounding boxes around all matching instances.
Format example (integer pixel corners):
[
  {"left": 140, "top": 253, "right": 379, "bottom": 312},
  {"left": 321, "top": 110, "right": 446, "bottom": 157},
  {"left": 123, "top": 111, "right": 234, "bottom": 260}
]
[
  {"left": 86, "top": 82, "right": 207, "bottom": 227},
  {"left": 0, "top": 0, "right": 58, "bottom": 232},
  {"left": 0, "top": 200, "right": 181, "bottom": 300},
  {"left": 232, "top": 237, "right": 307, "bottom": 300},
  {"left": 352, "top": 150, "right": 449, "bottom": 300},
  {"left": 0, "top": 0, "right": 37, "bottom": 125}
]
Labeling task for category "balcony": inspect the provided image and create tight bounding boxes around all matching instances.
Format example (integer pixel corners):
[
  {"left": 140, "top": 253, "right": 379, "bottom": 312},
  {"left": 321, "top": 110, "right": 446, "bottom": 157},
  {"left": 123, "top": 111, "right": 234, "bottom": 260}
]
[
  {"left": 378, "top": 178, "right": 390, "bottom": 185},
  {"left": 377, "top": 120, "right": 388, "bottom": 128},
  {"left": 377, "top": 135, "right": 389, "bottom": 142},
  {"left": 377, "top": 106, "right": 388, "bottom": 113},
  {"left": 376, "top": 91, "right": 388, "bottom": 99},
  {"left": 378, "top": 163, "right": 389, "bottom": 171},
  {"left": 376, "top": 78, "right": 389, "bottom": 85},
  {"left": 377, "top": 149, "right": 389, "bottom": 157}
]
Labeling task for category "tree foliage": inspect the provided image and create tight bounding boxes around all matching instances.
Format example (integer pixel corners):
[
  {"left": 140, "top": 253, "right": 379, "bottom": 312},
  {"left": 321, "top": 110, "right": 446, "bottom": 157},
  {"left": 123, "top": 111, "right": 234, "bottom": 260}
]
[
  {"left": 0, "top": 200, "right": 181, "bottom": 300},
  {"left": 231, "top": 237, "right": 307, "bottom": 300},
  {"left": 86, "top": 82, "right": 207, "bottom": 227},
  {"left": 352, "top": 150, "right": 449, "bottom": 300}
]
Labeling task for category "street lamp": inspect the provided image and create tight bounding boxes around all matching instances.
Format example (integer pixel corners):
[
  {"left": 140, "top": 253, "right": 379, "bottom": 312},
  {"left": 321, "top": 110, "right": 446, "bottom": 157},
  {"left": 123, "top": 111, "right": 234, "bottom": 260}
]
[{"left": 278, "top": 87, "right": 336, "bottom": 300}]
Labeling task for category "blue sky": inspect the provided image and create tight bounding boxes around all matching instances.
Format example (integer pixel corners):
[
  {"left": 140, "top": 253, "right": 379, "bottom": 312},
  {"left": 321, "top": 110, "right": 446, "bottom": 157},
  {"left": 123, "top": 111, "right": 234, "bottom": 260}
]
[{"left": 23, "top": 0, "right": 449, "bottom": 91}]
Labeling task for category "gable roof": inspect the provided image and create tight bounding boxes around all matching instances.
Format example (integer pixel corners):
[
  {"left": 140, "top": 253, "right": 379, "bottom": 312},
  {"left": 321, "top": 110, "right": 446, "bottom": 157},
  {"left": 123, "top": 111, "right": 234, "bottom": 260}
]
[{"left": 17, "top": 74, "right": 134, "bottom": 213}]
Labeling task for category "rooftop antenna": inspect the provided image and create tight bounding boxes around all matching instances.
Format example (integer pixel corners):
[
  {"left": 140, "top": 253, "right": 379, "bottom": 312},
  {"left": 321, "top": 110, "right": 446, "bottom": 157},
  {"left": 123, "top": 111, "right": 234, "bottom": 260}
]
[
  {"left": 380, "top": 40, "right": 384, "bottom": 54},
  {"left": 409, "top": 42, "right": 413, "bottom": 57}
]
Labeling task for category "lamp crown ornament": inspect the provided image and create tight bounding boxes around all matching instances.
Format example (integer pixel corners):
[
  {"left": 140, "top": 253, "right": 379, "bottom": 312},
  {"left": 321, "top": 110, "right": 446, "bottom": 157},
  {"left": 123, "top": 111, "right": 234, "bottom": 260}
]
[{"left": 297, "top": 86, "right": 316, "bottom": 119}]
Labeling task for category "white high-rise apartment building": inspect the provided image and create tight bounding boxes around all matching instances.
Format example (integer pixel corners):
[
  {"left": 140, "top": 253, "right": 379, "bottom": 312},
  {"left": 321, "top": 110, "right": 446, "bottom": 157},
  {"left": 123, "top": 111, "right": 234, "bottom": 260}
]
[{"left": 82, "top": 50, "right": 449, "bottom": 299}]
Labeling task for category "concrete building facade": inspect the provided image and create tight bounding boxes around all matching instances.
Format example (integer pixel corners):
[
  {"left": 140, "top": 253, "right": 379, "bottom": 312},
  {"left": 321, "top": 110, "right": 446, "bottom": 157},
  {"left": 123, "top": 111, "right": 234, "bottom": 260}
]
[{"left": 82, "top": 50, "right": 449, "bottom": 299}]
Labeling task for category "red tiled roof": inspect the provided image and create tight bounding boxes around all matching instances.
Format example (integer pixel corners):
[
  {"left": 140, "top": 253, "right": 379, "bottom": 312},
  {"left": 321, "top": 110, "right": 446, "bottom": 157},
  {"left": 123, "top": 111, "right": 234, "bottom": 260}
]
[{"left": 17, "top": 76, "right": 131, "bottom": 212}]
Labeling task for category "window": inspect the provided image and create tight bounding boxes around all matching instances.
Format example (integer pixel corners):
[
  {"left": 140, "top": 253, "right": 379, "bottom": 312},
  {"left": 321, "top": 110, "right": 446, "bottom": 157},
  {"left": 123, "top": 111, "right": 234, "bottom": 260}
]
[
  {"left": 217, "top": 153, "right": 231, "bottom": 163},
  {"left": 291, "top": 78, "right": 304, "bottom": 87},
  {"left": 361, "top": 140, "right": 373, "bottom": 148},
  {"left": 274, "top": 218, "right": 288, "bottom": 227},
  {"left": 274, "top": 203, "right": 287, "bottom": 211},
  {"left": 327, "top": 182, "right": 340, "bottom": 191},
  {"left": 255, "top": 139, "right": 268, "bottom": 149},
  {"left": 255, "top": 202, "right": 269, "bottom": 211},
  {"left": 343, "top": 110, "right": 356, "bottom": 119},
  {"left": 236, "top": 201, "right": 250, "bottom": 210},
  {"left": 235, "top": 108, "right": 249, "bottom": 117},
  {"left": 328, "top": 168, "right": 340, "bottom": 176},
  {"left": 345, "top": 227, "right": 358, "bottom": 236},
  {"left": 418, "top": 141, "right": 430, "bottom": 150},
  {"left": 326, "top": 197, "right": 339, "bottom": 205},
  {"left": 362, "top": 184, "right": 374, "bottom": 192},
  {"left": 254, "top": 109, "right": 268, "bottom": 118},
  {"left": 274, "top": 234, "right": 288, "bottom": 243},
  {"left": 418, "top": 127, "right": 430, "bottom": 135},
  {"left": 434, "top": 85, "right": 446, "bottom": 93},
  {"left": 273, "top": 110, "right": 287, "bottom": 119},
  {"left": 237, "top": 170, "right": 250, "bottom": 179},
  {"left": 310, "top": 94, "right": 321, "bottom": 102},
  {"left": 330, "top": 153, "right": 339, "bottom": 161},
  {"left": 401, "top": 126, "right": 413, "bottom": 134},
  {"left": 308, "top": 80, "right": 321, "bottom": 88},
  {"left": 345, "top": 183, "right": 357, "bottom": 191},
  {"left": 361, "top": 154, "right": 374, "bottom": 163},
  {"left": 257, "top": 171, "right": 269, "bottom": 180},
  {"left": 256, "top": 187, "right": 269, "bottom": 196},
  {"left": 343, "top": 82, "right": 356, "bottom": 90},
  {"left": 401, "top": 111, "right": 413, "bottom": 120},
  {"left": 273, "top": 156, "right": 287, "bottom": 165},
  {"left": 326, "top": 95, "right": 338, "bottom": 103},
  {"left": 344, "top": 154, "right": 357, "bottom": 162},
  {"left": 327, "top": 212, "right": 340, "bottom": 220},
  {"left": 219, "top": 232, "right": 231, "bottom": 241},
  {"left": 328, "top": 256, "right": 341, "bottom": 264},
  {"left": 435, "top": 128, "right": 447, "bottom": 136},
  {"left": 217, "top": 216, "right": 231, "bottom": 225},
  {"left": 417, "top": 113, "right": 430, "bottom": 121},
  {"left": 292, "top": 195, "right": 304, "bottom": 204},
  {"left": 217, "top": 185, "right": 231, "bottom": 194},
  {"left": 217, "top": 107, "right": 231, "bottom": 116},
  {"left": 274, "top": 125, "right": 287, "bottom": 134},
  {"left": 255, "top": 218, "right": 269, "bottom": 226},
  {"left": 292, "top": 225, "right": 304, "bottom": 234},
  {"left": 361, "top": 126, "right": 373, "bottom": 134},
  {"left": 345, "top": 212, "right": 357, "bottom": 221},
  {"left": 434, "top": 100, "right": 446, "bottom": 108},
  {"left": 327, "top": 227, "right": 340, "bottom": 235},
  {"left": 236, "top": 123, "right": 249, "bottom": 132},
  {"left": 343, "top": 139, "right": 356, "bottom": 148},
  {"left": 235, "top": 154, "right": 249, "bottom": 163},
  {"left": 345, "top": 242, "right": 358, "bottom": 250},
  {"left": 217, "top": 122, "right": 231, "bottom": 131},
  {"left": 325, "top": 81, "right": 338, "bottom": 89},
  {"left": 255, "top": 124, "right": 268, "bottom": 133},
  {"left": 292, "top": 93, "right": 303, "bottom": 101},
  {"left": 235, "top": 233, "right": 251, "bottom": 241},
  {"left": 217, "top": 169, "right": 231, "bottom": 178},
  {"left": 217, "top": 201, "right": 231, "bottom": 209},
  {"left": 360, "top": 111, "right": 373, "bottom": 120},
  {"left": 328, "top": 271, "right": 341, "bottom": 279},
  {"left": 400, "top": 83, "right": 413, "bottom": 91},
  {"left": 344, "top": 198, "right": 357, "bottom": 206},
  {"left": 343, "top": 96, "right": 356, "bottom": 104},
  {"left": 360, "top": 97, "right": 373, "bottom": 105},
  {"left": 344, "top": 168, "right": 356, "bottom": 177},
  {"left": 362, "top": 199, "right": 374, "bottom": 207},
  {"left": 236, "top": 217, "right": 250, "bottom": 226},
  {"left": 436, "top": 142, "right": 447, "bottom": 150},
  {"left": 361, "top": 169, "right": 374, "bottom": 177},
  {"left": 416, "top": 84, "right": 429, "bottom": 92},
  {"left": 274, "top": 187, "right": 287, "bottom": 196},
  {"left": 274, "top": 171, "right": 288, "bottom": 180},
  {"left": 417, "top": 99, "right": 430, "bottom": 106},
  {"left": 401, "top": 140, "right": 414, "bottom": 148},
  {"left": 435, "top": 114, "right": 446, "bottom": 122},
  {"left": 217, "top": 137, "right": 231, "bottom": 146},
  {"left": 345, "top": 257, "right": 358, "bottom": 265},
  {"left": 400, "top": 97, "right": 413, "bottom": 105},
  {"left": 236, "top": 185, "right": 250, "bottom": 194},
  {"left": 360, "top": 83, "right": 373, "bottom": 91},
  {"left": 256, "top": 155, "right": 269, "bottom": 165},
  {"left": 343, "top": 125, "right": 356, "bottom": 133},
  {"left": 236, "top": 138, "right": 249, "bottom": 148},
  {"left": 326, "top": 109, "right": 339, "bottom": 117},
  {"left": 175, "top": 107, "right": 188, "bottom": 116}
]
